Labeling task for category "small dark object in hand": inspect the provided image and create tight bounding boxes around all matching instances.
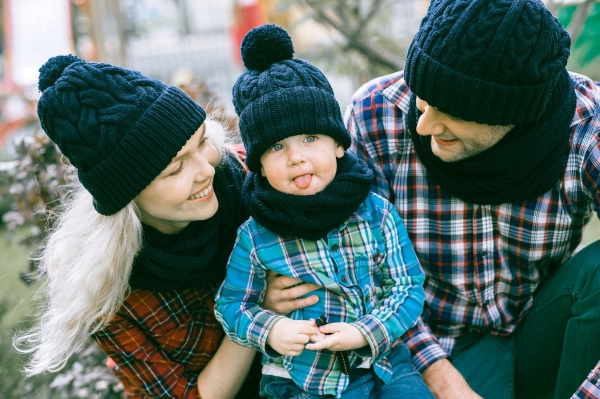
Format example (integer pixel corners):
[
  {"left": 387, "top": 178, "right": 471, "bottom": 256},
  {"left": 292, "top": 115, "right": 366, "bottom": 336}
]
[{"left": 315, "top": 315, "right": 353, "bottom": 375}]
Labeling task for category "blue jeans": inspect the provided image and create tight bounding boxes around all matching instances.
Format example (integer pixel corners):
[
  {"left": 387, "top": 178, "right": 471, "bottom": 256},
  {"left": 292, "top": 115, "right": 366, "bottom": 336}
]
[{"left": 260, "top": 343, "right": 433, "bottom": 399}]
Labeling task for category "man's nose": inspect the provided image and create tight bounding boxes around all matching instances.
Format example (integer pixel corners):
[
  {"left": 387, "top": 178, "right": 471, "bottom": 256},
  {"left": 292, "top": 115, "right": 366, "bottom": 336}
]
[{"left": 416, "top": 98, "right": 446, "bottom": 137}]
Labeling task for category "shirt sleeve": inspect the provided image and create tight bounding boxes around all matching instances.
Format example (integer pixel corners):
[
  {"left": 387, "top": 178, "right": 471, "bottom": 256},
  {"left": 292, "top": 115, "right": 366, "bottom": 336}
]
[
  {"left": 214, "top": 225, "right": 284, "bottom": 357},
  {"left": 94, "top": 313, "right": 203, "bottom": 399},
  {"left": 571, "top": 361, "right": 600, "bottom": 399},
  {"left": 579, "top": 113, "right": 600, "bottom": 218},
  {"left": 351, "top": 201, "right": 426, "bottom": 360}
]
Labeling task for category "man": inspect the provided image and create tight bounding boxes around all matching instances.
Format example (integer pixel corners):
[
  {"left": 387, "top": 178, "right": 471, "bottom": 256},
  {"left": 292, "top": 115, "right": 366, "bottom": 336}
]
[{"left": 343, "top": 0, "right": 600, "bottom": 398}]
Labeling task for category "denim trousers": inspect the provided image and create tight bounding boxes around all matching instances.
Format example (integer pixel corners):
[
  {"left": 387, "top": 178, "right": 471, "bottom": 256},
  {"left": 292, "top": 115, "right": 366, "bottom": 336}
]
[
  {"left": 259, "top": 343, "right": 434, "bottom": 399},
  {"left": 451, "top": 240, "right": 600, "bottom": 399}
]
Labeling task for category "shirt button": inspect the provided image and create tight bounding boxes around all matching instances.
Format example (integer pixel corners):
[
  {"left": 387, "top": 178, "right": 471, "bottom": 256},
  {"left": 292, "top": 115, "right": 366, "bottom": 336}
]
[
  {"left": 341, "top": 275, "right": 348, "bottom": 283},
  {"left": 365, "top": 294, "right": 371, "bottom": 301},
  {"left": 331, "top": 244, "right": 339, "bottom": 251},
  {"left": 480, "top": 250, "right": 488, "bottom": 257}
]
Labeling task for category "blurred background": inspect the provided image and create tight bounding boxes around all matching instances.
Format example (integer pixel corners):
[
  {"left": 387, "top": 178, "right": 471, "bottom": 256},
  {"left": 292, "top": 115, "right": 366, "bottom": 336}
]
[{"left": 0, "top": 0, "right": 598, "bottom": 397}]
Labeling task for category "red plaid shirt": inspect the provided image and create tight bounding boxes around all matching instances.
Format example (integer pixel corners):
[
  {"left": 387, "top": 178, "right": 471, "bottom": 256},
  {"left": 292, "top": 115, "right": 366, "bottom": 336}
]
[
  {"left": 94, "top": 288, "right": 223, "bottom": 398},
  {"left": 345, "top": 71, "right": 600, "bottom": 393},
  {"left": 572, "top": 361, "right": 600, "bottom": 398}
]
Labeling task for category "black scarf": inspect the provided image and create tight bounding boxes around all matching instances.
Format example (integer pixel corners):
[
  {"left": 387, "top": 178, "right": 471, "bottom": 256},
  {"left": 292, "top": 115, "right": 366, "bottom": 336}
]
[
  {"left": 129, "top": 154, "right": 247, "bottom": 292},
  {"left": 407, "top": 69, "right": 576, "bottom": 205},
  {"left": 242, "top": 153, "right": 373, "bottom": 241}
]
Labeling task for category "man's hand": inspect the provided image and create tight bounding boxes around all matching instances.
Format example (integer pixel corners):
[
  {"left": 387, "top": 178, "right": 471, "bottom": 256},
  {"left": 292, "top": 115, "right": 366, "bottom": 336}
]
[
  {"left": 422, "top": 358, "right": 482, "bottom": 399},
  {"left": 266, "top": 318, "right": 318, "bottom": 356},
  {"left": 305, "top": 322, "right": 368, "bottom": 352},
  {"left": 262, "top": 271, "right": 319, "bottom": 315}
]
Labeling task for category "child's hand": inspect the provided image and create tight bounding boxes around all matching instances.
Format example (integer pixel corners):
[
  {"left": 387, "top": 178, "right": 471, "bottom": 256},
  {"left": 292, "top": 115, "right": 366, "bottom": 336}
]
[
  {"left": 266, "top": 318, "right": 318, "bottom": 356},
  {"left": 305, "top": 322, "right": 368, "bottom": 352}
]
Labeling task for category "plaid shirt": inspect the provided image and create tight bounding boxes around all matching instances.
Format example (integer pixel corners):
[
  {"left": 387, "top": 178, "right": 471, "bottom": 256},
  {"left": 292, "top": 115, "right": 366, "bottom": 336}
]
[
  {"left": 572, "top": 361, "right": 600, "bottom": 398},
  {"left": 215, "top": 192, "right": 425, "bottom": 397},
  {"left": 94, "top": 288, "right": 223, "bottom": 399},
  {"left": 345, "top": 71, "right": 600, "bottom": 393}
]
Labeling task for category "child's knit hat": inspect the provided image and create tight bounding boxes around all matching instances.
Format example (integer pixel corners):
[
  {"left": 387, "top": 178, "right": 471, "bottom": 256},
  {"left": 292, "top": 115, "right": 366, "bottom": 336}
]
[
  {"left": 231, "top": 24, "right": 351, "bottom": 173},
  {"left": 404, "top": 0, "right": 572, "bottom": 126},
  {"left": 36, "top": 55, "right": 206, "bottom": 215}
]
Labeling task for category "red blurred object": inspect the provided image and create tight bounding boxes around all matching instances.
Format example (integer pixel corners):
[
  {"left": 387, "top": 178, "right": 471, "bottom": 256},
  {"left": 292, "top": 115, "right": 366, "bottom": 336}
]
[{"left": 231, "top": 0, "right": 266, "bottom": 65}]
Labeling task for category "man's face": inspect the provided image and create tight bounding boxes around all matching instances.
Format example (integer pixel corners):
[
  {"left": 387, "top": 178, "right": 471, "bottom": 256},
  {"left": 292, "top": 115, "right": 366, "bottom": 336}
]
[{"left": 415, "top": 97, "right": 514, "bottom": 162}]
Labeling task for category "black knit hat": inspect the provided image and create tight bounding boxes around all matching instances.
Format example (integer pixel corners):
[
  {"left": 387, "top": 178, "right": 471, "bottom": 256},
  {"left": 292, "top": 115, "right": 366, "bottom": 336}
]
[
  {"left": 232, "top": 24, "right": 351, "bottom": 173},
  {"left": 37, "top": 55, "right": 206, "bottom": 215},
  {"left": 405, "top": 0, "right": 572, "bottom": 126}
]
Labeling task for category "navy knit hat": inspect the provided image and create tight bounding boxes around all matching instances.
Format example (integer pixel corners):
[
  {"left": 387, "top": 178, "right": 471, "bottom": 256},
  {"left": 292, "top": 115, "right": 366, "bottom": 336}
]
[
  {"left": 232, "top": 24, "right": 351, "bottom": 173},
  {"left": 37, "top": 55, "right": 206, "bottom": 215},
  {"left": 405, "top": 0, "right": 572, "bottom": 126}
]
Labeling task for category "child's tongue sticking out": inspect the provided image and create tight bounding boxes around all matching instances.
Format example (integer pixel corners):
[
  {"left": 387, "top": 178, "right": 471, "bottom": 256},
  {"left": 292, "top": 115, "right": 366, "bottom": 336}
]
[{"left": 294, "top": 174, "right": 312, "bottom": 189}]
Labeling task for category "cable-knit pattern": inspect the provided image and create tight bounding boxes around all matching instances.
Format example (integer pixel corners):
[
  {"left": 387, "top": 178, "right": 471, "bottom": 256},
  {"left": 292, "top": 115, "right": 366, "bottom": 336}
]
[
  {"left": 37, "top": 55, "right": 206, "bottom": 215},
  {"left": 404, "top": 0, "right": 572, "bottom": 125}
]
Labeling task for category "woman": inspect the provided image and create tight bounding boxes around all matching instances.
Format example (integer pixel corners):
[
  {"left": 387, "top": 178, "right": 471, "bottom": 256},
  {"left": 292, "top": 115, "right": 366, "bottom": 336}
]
[{"left": 14, "top": 55, "right": 317, "bottom": 399}]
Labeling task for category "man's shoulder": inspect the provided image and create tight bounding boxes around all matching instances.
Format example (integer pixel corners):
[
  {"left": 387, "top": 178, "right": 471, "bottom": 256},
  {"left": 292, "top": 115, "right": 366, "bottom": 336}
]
[
  {"left": 350, "top": 70, "right": 408, "bottom": 104},
  {"left": 568, "top": 71, "right": 600, "bottom": 147}
]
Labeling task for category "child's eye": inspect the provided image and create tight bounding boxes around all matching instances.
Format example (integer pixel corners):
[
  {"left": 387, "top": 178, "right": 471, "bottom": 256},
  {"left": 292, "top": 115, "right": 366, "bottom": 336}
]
[
  {"left": 305, "top": 135, "right": 318, "bottom": 142},
  {"left": 270, "top": 143, "right": 283, "bottom": 151}
]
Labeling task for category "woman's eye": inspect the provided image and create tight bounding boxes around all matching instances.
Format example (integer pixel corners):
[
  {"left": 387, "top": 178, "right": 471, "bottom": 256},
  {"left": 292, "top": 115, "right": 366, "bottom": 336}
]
[
  {"left": 198, "top": 136, "right": 208, "bottom": 148},
  {"left": 170, "top": 162, "right": 184, "bottom": 176},
  {"left": 271, "top": 143, "right": 283, "bottom": 151},
  {"left": 305, "top": 135, "right": 318, "bottom": 142}
]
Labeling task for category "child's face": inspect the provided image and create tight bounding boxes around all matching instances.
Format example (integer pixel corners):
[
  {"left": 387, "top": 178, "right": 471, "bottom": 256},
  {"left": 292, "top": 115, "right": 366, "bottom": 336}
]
[
  {"left": 135, "top": 124, "right": 220, "bottom": 234},
  {"left": 260, "top": 134, "right": 344, "bottom": 195}
]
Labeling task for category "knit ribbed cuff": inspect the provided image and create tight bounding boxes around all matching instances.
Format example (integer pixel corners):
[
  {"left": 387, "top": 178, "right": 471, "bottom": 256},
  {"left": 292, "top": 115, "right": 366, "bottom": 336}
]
[
  {"left": 81, "top": 86, "right": 206, "bottom": 215},
  {"left": 405, "top": 43, "right": 560, "bottom": 126}
]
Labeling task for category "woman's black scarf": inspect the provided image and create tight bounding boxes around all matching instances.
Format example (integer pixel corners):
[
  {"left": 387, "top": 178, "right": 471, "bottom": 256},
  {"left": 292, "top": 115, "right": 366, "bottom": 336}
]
[
  {"left": 407, "top": 69, "right": 576, "bottom": 205},
  {"left": 242, "top": 153, "right": 373, "bottom": 241},
  {"left": 129, "top": 154, "right": 247, "bottom": 292}
]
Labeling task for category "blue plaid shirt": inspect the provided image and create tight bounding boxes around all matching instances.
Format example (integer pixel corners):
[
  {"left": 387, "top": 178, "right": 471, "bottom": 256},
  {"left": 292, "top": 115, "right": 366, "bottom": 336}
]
[
  {"left": 345, "top": 71, "right": 600, "bottom": 396},
  {"left": 215, "top": 192, "right": 425, "bottom": 397}
]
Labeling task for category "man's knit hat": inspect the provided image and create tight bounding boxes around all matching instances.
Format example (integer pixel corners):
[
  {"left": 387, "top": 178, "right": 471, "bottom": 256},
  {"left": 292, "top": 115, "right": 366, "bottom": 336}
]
[
  {"left": 405, "top": 0, "right": 571, "bottom": 126},
  {"left": 232, "top": 24, "right": 351, "bottom": 173},
  {"left": 37, "top": 55, "right": 206, "bottom": 215}
]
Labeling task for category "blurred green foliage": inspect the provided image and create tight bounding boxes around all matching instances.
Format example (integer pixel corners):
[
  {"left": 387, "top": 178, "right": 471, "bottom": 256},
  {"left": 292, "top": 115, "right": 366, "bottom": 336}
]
[{"left": 559, "top": 3, "right": 600, "bottom": 80}]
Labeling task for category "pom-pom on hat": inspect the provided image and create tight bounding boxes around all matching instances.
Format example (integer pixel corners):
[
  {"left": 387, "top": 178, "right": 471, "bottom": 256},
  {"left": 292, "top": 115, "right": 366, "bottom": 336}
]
[
  {"left": 232, "top": 24, "right": 351, "bottom": 173},
  {"left": 37, "top": 55, "right": 206, "bottom": 215},
  {"left": 405, "top": 0, "right": 572, "bottom": 126}
]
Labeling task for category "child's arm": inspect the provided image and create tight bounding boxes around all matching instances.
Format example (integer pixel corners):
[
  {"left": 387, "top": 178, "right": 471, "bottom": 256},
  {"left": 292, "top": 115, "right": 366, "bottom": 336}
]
[
  {"left": 214, "top": 224, "right": 318, "bottom": 357},
  {"left": 214, "top": 224, "right": 284, "bottom": 355}
]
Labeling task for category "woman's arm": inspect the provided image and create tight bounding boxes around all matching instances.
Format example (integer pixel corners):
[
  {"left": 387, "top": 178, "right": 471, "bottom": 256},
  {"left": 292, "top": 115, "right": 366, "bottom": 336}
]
[{"left": 197, "top": 337, "right": 256, "bottom": 399}]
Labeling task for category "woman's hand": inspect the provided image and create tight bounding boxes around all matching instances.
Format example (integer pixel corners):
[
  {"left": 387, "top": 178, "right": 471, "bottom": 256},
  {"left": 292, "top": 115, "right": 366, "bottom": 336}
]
[
  {"left": 262, "top": 271, "right": 320, "bottom": 315},
  {"left": 266, "top": 318, "right": 318, "bottom": 356},
  {"left": 305, "top": 322, "right": 368, "bottom": 352}
]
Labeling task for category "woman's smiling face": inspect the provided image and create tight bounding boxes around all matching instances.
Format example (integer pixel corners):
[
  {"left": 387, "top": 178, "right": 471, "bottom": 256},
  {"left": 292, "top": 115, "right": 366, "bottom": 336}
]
[{"left": 134, "top": 124, "right": 220, "bottom": 234}]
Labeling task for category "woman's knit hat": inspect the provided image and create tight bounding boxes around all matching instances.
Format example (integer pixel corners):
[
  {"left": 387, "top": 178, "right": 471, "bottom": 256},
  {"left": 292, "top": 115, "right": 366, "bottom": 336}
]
[
  {"left": 37, "top": 55, "right": 206, "bottom": 215},
  {"left": 405, "top": 0, "right": 572, "bottom": 126},
  {"left": 231, "top": 24, "right": 351, "bottom": 173}
]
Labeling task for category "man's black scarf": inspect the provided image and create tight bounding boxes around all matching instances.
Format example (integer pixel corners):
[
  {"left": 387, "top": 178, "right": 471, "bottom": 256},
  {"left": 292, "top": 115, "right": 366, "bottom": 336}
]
[
  {"left": 407, "top": 69, "right": 576, "bottom": 205},
  {"left": 242, "top": 153, "right": 373, "bottom": 241},
  {"left": 129, "top": 154, "right": 247, "bottom": 292}
]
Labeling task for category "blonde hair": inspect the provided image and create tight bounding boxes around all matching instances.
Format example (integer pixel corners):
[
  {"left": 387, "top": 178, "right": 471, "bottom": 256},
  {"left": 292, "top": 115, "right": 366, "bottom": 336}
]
[{"left": 14, "top": 116, "right": 232, "bottom": 376}]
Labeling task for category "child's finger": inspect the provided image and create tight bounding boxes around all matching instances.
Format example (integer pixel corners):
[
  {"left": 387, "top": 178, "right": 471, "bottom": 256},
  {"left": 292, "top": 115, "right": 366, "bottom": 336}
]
[
  {"left": 305, "top": 337, "right": 334, "bottom": 351},
  {"left": 318, "top": 322, "right": 345, "bottom": 334}
]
